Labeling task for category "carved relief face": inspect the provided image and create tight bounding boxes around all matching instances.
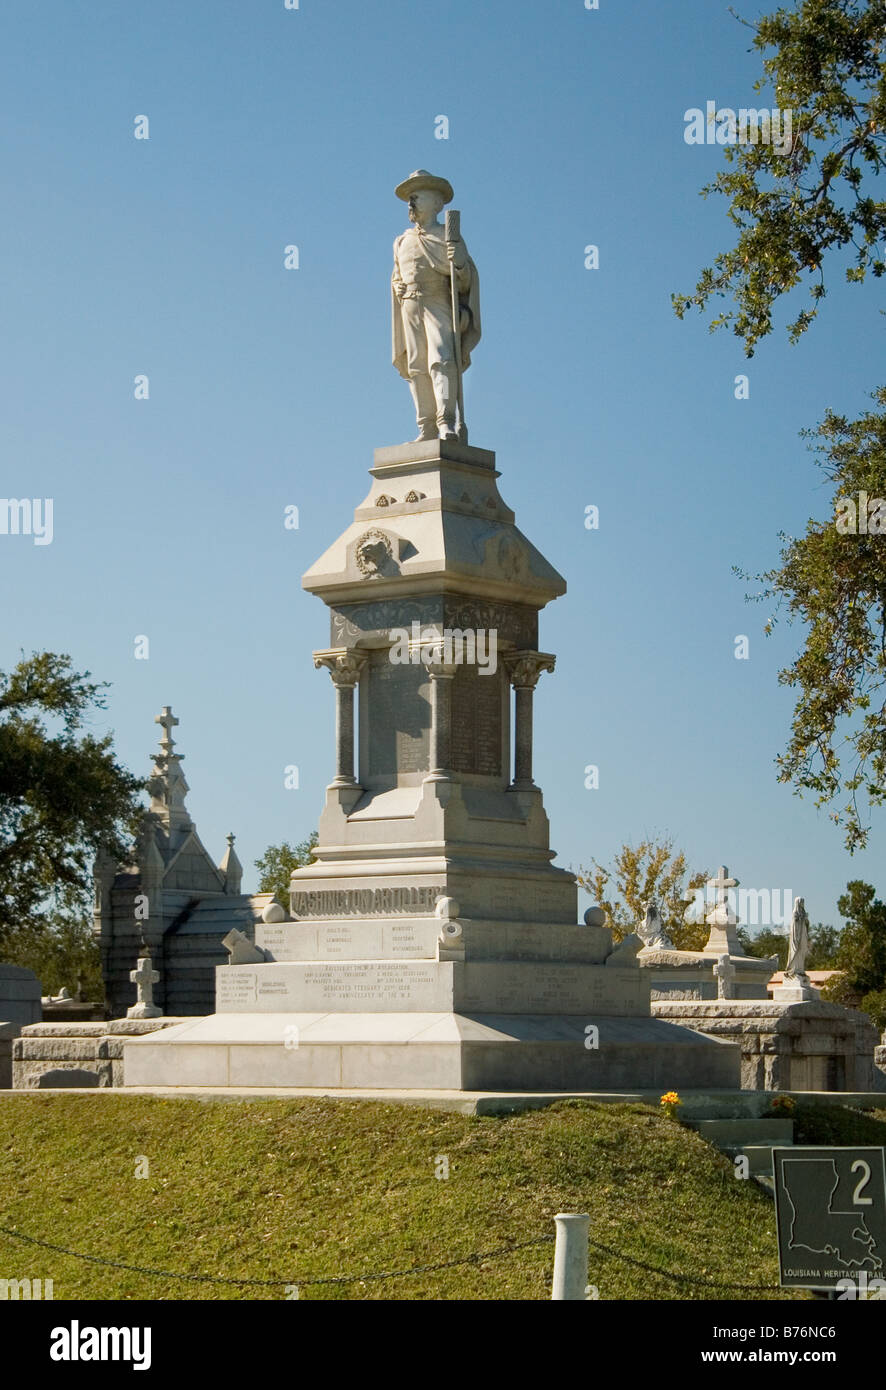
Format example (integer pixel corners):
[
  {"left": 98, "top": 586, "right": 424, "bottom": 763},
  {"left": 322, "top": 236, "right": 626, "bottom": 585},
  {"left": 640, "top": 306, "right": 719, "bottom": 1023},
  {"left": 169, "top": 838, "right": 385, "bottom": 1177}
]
[
  {"left": 361, "top": 542, "right": 388, "bottom": 571},
  {"left": 354, "top": 529, "right": 397, "bottom": 579}
]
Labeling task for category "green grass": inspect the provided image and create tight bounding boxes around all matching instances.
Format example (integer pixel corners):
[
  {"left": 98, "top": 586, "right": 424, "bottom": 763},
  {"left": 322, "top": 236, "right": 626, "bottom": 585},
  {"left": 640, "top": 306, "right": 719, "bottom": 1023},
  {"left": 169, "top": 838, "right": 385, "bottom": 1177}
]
[
  {"left": 789, "top": 1101, "right": 886, "bottom": 1148},
  {"left": 0, "top": 1094, "right": 856, "bottom": 1301}
]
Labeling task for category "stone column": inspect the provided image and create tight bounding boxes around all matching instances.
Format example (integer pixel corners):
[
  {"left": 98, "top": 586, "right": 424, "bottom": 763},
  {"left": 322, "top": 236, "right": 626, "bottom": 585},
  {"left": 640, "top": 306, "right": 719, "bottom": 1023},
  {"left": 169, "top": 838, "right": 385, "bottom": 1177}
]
[
  {"left": 314, "top": 649, "right": 368, "bottom": 787},
  {"left": 425, "top": 660, "right": 458, "bottom": 782},
  {"left": 504, "top": 651, "right": 556, "bottom": 789}
]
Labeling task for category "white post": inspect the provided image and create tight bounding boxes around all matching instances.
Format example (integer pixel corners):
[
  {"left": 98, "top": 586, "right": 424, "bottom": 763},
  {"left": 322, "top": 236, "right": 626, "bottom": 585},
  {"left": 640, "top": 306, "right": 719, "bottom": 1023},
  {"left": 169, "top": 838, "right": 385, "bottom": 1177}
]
[{"left": 551, "top": 1212, "right": 590, "bottom": 1300}]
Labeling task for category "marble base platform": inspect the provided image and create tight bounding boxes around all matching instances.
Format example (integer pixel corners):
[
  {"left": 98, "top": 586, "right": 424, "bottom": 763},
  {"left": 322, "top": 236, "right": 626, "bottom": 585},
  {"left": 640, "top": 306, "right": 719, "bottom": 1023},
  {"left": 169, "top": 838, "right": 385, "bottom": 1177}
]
[{"left": 123, "top": 1009, "right": 740, "bottom": 1091}]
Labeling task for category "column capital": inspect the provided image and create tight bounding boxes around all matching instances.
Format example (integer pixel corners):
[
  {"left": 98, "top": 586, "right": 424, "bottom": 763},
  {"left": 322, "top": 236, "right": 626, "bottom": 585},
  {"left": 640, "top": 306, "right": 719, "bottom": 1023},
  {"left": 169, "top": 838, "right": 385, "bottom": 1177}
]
[
  {"left": 313, "top": 647, "right": 368, "bottom": 688},
  {"left": 425, "top": 660, "right": 458, "bottom": 681},
  {"left": 504, "top": 650, "right": 556, "bottom": 690}
]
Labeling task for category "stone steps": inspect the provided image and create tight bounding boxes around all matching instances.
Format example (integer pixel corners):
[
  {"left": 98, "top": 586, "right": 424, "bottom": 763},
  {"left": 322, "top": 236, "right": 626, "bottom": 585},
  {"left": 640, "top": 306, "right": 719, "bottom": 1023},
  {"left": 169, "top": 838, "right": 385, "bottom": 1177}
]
[
  {"left": 729, "top": 1141, "right": 794, "bottom": 1176},
  {"left": 692, "top": 1115, "right": 794, "bottom": 1189},
  {"left": 695, "top": 1117, "right": 794, "bottom": 1145}
]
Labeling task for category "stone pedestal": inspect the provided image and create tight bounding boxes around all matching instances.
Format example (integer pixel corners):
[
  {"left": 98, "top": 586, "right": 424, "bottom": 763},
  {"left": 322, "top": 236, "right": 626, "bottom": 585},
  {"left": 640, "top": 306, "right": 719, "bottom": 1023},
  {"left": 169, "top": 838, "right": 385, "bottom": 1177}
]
[
  {"left": 639, "top": 947, "right": 777, "bottom": 1002},
  {"left": 651, "top": 1000, "right": 881, "bottom": 1092},
  {"left": 125, "top": 440, "right": 740, "bottom": 1093},
  {"left": 297, "top": 441, "right": 575, "bottom": 928},
  {"left": 770, "top": 981, "right": 817, "bottom": 1004}
]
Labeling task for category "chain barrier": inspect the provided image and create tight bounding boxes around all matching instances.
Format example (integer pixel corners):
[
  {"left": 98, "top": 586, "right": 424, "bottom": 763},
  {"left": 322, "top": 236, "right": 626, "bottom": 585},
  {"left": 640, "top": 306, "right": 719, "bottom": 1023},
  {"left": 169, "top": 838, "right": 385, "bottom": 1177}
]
[
  {"left": 0, "top": 1223, "right": 553, "bottom": 1288},
  {"left": 585, "top": 1237, "right": 775, "bottom": 1292},
  {"left": 0, "top": 1222, "right": 777, "bottom": 1293}
]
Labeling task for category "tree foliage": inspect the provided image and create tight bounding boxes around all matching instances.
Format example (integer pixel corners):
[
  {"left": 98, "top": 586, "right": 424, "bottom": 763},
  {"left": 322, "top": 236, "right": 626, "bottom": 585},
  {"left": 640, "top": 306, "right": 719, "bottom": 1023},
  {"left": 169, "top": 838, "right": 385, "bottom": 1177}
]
[
  {"left": 740, "top": 920, "right": 841, "bottom": 967},
  {"left": 807, "top": 921, "right": 843, "bottom": 966},
  {"left": 0, "top": 653, "right": 144, "bottom": 946},
  {"left": 835, "top": 878, "right": 886, "bottom": 987},
  {"left": 254, "top": 832, "right": 319, "bottom": 908},
  {"left": 673, "top": 0, "right": 886, "bottom": 355},
  {"left": 740, "top": 926, "right": 791, "bottom": 968},
  {"left": 745, "top": 392, "right": 886, "bottom": 848},
  {"left": 675, "top": 0, "right": 886, "bottom": 847},
  {"left": 2, "top": 884, "right": 104, "bottom": 1000},
  {"left": 820, "top": 879, "right": 886, "bottom": 1025},
  {"left": 577, "top": 837, "right": 710, "bottom": 948}
]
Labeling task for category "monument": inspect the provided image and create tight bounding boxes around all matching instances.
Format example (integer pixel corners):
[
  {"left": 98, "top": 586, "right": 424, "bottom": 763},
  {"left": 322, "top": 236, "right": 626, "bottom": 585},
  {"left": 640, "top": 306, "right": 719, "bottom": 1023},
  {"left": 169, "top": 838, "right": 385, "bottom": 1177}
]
[
  {"left": 638, "top": 866, "right": 777, "bottom": 1001},
  {"left": 771, "top": 897, "right": 815, "bottom": 1002},
  {"left": 645, "top": 880, "right": 881, "bottom": 1091},
  {"left": 94, "top": 707, "right": 274, "bottom": 1016},
  {"left": 123, "top": 174, "right": 739, "bottom": 1093}
]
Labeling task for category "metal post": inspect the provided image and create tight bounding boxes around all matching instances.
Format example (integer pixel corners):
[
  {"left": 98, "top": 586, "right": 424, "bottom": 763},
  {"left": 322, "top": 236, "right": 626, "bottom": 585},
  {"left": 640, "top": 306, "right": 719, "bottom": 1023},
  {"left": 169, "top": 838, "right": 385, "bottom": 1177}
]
[{"left": 551, "top": 1212, "right": 590, "bottom": 1300}]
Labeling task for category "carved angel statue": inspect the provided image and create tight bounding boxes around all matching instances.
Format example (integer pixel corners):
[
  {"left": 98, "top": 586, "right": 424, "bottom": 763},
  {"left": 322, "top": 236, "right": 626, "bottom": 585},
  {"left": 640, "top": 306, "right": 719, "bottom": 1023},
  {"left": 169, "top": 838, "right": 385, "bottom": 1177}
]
[{"left": 638, "top": 899, "right": 674, "bottom": 950}]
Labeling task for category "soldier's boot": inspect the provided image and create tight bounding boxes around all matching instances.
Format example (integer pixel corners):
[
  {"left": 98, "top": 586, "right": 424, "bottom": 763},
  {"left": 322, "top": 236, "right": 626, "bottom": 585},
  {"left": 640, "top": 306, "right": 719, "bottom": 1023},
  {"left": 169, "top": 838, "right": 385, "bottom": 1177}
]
[
  {"left": 409, "top": 377, "right": 437, "bottom": 441},
  {"left": 433, "top": 364, "right": 458, "bottom": 440}
]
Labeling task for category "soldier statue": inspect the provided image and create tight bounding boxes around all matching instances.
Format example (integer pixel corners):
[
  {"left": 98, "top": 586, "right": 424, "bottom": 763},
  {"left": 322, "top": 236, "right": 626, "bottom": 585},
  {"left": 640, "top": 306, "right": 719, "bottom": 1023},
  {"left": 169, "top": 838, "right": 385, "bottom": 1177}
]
[{"left": 392, "top": 170, "right": 481, "bottom": 442}]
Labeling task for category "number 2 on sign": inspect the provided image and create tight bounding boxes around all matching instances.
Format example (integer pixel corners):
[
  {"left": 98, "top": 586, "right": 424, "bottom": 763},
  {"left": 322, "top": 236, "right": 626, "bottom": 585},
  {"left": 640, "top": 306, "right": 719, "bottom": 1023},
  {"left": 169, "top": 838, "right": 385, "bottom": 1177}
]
[{"left": 851, "top": 1159, "right": 873, "bottom": 1206}]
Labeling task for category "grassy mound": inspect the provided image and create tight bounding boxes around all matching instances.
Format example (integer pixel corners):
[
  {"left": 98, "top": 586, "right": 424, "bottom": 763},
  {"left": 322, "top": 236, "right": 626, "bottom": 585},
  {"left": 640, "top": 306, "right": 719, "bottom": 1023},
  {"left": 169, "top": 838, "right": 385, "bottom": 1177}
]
[
  {"left": 789, "top": 1101, "right": 886, "bottom": 1147},
  {"left": 0, "top": 1095, "right": 832, "bottom": 1301}
]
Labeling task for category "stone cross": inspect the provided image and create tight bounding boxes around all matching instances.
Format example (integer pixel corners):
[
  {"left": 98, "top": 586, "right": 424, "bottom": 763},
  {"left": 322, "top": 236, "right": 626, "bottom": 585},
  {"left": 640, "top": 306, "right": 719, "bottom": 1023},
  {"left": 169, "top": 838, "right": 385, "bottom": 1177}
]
[
  {"left": 127, "top": 953, "right": 161, "bottom": 1019},
  {"left": 703, "top": 865, "right": 742, "bottom": 956},
  {"left": 155, "top": 705, "right": 179, "bottom": 753},
  {"left": 713, "top": 953, "right": 736, "bottom": 1001},
  {"left": 706, "top": 866, "right": 738, "bottom": 917}
]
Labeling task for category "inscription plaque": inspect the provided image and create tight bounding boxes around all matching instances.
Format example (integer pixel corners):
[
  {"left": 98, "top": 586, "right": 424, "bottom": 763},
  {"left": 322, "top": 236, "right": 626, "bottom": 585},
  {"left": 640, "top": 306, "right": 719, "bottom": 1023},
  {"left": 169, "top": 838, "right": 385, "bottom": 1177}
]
[
  {"left": 455, "top": 963, "right": 645, "bottom": 1015},
  {"left": 217, "top": 961, "right": 452, "bottom": 1012},
  {"left": 290, "top": 886, "right": 444, "bottom": 918},
  {"left": 451, "top": 665, "right": 502, "bottom": 776},
  {"left": 257, "top": 919, "right": 438, "bottom": 960},
  {"left": 217, "top": 970, "right": 259, "bottom": 1008},
  {"left": 368, "top": 658, "right": 429, "bottom": 777}
]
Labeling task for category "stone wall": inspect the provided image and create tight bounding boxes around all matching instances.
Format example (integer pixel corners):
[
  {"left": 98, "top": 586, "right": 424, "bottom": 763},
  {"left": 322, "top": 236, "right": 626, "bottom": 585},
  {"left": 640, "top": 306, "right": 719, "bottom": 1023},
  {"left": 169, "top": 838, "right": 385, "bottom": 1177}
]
[
  {"left": 652, "top": 999, "right": 883, "bottom": 1092},
  {"left": 13, "top": 1019, "right": 187, "bottom": 1089}
]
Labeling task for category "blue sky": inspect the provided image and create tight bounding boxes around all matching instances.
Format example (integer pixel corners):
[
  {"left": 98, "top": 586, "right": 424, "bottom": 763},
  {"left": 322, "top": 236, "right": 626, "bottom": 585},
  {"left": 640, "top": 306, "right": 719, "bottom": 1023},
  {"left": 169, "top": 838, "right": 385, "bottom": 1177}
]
[{"left": 1, "top": 0, "right": 882, "bottom": 931}]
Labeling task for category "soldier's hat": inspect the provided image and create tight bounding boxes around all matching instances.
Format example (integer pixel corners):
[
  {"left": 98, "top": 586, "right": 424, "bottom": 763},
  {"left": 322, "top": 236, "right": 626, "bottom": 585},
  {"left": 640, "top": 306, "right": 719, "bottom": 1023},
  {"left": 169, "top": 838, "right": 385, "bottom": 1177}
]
[{"left": 395, "top": 169, "right": 454, "bottom": 203}]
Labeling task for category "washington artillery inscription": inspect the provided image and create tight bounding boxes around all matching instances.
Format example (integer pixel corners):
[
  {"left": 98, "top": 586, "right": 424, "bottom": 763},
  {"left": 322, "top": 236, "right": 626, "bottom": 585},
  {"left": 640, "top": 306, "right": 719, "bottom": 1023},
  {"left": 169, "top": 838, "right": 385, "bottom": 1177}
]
[{"left": 290, "top": 886, "right": 444, "bottom": 918}]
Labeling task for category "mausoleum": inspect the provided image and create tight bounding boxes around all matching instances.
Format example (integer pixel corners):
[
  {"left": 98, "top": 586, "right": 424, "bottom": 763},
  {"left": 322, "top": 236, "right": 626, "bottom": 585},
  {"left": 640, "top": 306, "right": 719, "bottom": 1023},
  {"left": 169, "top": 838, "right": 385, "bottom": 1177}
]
[{"left": 95, "top": 707, "right": 272, "bottom": 1016}]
